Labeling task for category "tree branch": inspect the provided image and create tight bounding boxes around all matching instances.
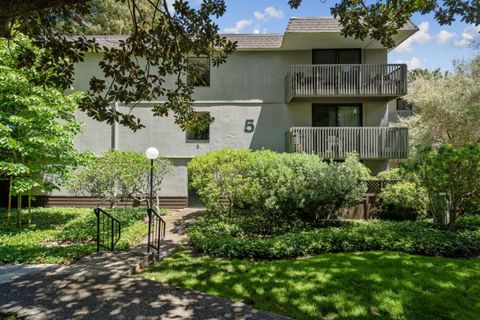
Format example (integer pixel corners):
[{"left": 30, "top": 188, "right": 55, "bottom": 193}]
[{"left": 0, "top": 0, "right": 87, "bottom": 20}]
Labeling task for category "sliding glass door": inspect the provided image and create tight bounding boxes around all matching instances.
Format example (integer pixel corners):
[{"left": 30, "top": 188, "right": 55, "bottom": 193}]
[{"left": 312, "top": 104, "right": 362, "bottom": 127}]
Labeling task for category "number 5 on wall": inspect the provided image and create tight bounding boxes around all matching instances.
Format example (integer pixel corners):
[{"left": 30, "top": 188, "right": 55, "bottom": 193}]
[{"left": 244, "top": 119, "right": 255, "bottom": 133}]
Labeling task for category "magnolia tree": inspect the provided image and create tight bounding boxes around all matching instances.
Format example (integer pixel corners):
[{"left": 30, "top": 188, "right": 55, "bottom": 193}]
[
  {"left": 68, "top": 151, "right": 173, "bottom": 209},
  {"left": 0, "top": 36, "right": 87, "bottom": 225},
  {"left": 401, "top": 55, "right": 480, "bottom": 157}
]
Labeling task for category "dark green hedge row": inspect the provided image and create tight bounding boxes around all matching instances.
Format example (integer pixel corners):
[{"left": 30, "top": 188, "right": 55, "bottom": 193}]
[{"left": 188, "top": 215, "right": 480, "bottom": 259}]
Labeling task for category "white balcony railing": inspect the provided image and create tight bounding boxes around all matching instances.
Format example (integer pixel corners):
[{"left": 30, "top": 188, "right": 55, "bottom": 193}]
[
  {"left": 285, "top": 64, "right": 407, "bottom": 102},
  {"left": 286, "top": 127, "right": 409, "bottom": 160}
]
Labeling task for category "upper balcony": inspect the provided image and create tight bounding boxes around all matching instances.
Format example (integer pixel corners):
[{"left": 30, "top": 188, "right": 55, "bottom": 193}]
[{"left": 285, "top": 64, "right": 407, "bottom": 102}]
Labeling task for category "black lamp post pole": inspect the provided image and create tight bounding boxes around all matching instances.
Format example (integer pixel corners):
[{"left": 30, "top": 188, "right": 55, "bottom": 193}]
[{"left": 149, "top": 159, "right": 154, "bottom": 209}]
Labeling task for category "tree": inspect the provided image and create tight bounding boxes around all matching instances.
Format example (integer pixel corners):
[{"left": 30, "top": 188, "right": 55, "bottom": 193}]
[
  {"left": 399, "top": 55, "right": 480, "bottom": 156},
  {"left": 72, "top": 0, "right": 154, "bottom": 35},
  {"left": 68, "top": 151, "right": 173, "bottom": 209},
  {"left": 0, "top": 36, "right": 88, "bottom": 224},
  {"left": 0, "top": 0, "right": 235, "bottom": 132},
  {"left": 290, "top": 0, "right": 479, "bottom": 48},
  {"left": 411, "top": 144, "right": 480, "bottom": 229}
]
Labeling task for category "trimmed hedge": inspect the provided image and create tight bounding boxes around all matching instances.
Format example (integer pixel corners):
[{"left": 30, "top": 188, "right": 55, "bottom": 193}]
[{"left": 188, "top": 215, "right": 480, "bottom": 259}]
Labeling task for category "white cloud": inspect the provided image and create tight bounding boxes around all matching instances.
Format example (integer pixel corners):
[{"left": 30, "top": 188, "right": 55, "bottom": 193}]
[
  {"left": 454, "top": 25, "right": 480, "bottom": 47},
  {"left": 437, "top": 30, "right": 455, "bottom": 44},
  {"left": 396, "top": 57, "right": 423, "bottom": 69},
  {"left": 254, "top": 11, "right": 265, "bottom": 21},
  {"left": 394, "top": 21, "right": 432, "bottom": 52},
  {"left": 254, "top": 6, "right": 284, "bottom": 21},
  {"left": 224, "top": 19, "right": 253, "bottom": 34},
  {"left": 253, "top": 28, "right": 267, "bottom": 34},
  {"left": 264, "top": 6, "right": 284, "bottom": 19}
]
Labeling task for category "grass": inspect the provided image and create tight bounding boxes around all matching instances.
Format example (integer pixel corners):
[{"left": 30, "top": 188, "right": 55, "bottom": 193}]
[
  {"left": 0, "top": 207, "right": 151, "bottom": 264},
  {"left": 143, "top": 247, "right": 480, "bottom": 320}
]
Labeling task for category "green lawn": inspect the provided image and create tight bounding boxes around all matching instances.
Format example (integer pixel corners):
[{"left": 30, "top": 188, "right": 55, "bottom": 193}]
[
  {"left": 143, "top": 247, "right": 480, "bottom": 320},
  {"left": 0, "top": 207, "right": 149, "bottom": 264}
]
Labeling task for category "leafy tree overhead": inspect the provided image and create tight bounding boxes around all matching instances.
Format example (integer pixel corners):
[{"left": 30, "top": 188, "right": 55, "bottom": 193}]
[
  {"left": 1, "top": 0, "right": 478, "bottom": 132},
  {"left": 291, "top": 0, "right": 480, "bottom": 48},
  {"left": 0, "top": 0, "right": 236, "bottom": 131}
]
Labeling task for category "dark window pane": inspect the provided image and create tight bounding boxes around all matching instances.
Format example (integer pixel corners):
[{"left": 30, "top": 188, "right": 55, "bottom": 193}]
[
  {"left": 186, "top": 112, "right": 210, "bottom": 142},
  {"left": 187, "top": 57, "right": 210, "bottom": 87},
  {"left": 312, "top": 105, "right": 336, "bottom": 126},
  {"left": 338, "top": 49, "right": 361, "bottom": 64},
  {"left": 313, "top": 49, "right": 336, "bottom": 64},
  {"left": 313, "top": 49, "right": 361, "bottom": 64}
]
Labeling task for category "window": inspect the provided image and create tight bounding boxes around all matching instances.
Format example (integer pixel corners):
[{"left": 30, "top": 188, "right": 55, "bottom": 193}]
[
  {"left": 186, "top": 112, "right": 210, "bottom": 143},
  {"left": 312, "top": 49, "right": 361, "bottom": 64},
  {"left": 312, "top": 104, "right": 362, "bottom": 127},
  {"left": 187, "top": 57, "right": 210, "bottom": 87}
]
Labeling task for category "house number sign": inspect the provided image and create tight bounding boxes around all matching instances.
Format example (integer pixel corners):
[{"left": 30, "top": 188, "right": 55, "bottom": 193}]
[{"left": 244, "top": 119, "right": 255, "bottom": 133}]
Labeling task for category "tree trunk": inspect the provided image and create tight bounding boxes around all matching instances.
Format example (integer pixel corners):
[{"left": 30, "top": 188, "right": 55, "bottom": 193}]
[
  {"left": 7, "top": 177, "right": 12, "bottom": 222},
  {"left": 28, "top": 192, "right": 32, "bottom": 225},
  {"left": 16, "top": 194, "right": 22, "bottom": 227}
]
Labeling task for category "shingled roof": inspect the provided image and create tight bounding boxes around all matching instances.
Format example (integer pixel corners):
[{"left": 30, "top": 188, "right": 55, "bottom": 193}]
[
  {"left": 84, "top": 34, "right": 283, "bottom": 49},
  {"left": 84, "top": 17, "right": 417, "bottom": 50},
  {"left": 287, "top": 17, "right": 418, "bottom": 33},
  {"left": 224, "top": 34, "right": 283, "bottom": 49}
]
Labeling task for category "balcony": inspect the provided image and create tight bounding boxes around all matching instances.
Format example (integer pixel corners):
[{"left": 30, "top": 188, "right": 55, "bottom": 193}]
[
  {"left": 285, "top": 64, "right": 407, "bottom": 102},
  {"left": 286, "top": 127, "right": 409, "bottom": 160}
]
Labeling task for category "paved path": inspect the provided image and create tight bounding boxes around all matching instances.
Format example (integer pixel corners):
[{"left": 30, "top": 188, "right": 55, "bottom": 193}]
[{"left": 0, "top": 209, "right": 289, "bottom": 320}]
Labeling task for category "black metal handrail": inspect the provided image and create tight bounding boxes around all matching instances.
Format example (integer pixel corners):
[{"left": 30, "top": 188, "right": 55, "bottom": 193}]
[
  {"left": 94, "top": 208, "right": 122, "bottom": 252},
  {"left": 147, "top": 207, "right": 166, "bottom": 257}
]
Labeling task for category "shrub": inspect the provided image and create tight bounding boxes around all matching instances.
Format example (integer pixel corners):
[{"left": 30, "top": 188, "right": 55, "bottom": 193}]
[
  {"left": 68, "top": 151, "right": 172, "bottom": 208},
  {"left": 374, "top": 182, "right": 428, "bottom": 221},
  {"left": 188, "top": 148, "right": 256, "bottom": 212},
  {"left": 410, "top": 144, "right": 480, "bottom": 229},
  {"left": 188, "top": 149, "right": 369, "bottom": 222},
  {"left": 188, "top": 214, "right": 480, "bottom": 259},
  {"left": 376, "top": 168, "right": 402, "bottom": 180}
]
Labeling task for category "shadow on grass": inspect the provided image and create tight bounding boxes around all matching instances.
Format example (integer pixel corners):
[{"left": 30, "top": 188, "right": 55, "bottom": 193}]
[
  {"left": 0, "top": 250, "right": 285, "bottom": 320},
  {"left": 143, "top": 248, "right": 480, "bottom": 320}
]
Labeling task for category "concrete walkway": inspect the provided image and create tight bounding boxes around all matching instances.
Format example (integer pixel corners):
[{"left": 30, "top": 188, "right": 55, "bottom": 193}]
[{"left": 0, "top": 208, "right": 289, "bottom": 320}]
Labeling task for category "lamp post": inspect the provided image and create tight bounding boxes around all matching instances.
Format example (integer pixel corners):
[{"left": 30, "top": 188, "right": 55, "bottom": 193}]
[{"left": 145, "top": 147, "right": 159, "bottom": 209}]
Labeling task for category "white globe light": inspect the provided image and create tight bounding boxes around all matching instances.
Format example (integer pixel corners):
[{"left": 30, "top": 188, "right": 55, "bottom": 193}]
[{"left": 145, "top": 147, "right": 159, "bottom": 160}]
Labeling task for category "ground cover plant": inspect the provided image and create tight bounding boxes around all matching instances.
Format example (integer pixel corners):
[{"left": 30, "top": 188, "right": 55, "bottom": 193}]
[
  {"left": 143, "top": 247, "right": 480, "bottom": 320},
  {"left": 0, "top": 207, "right": 152, "bottom": 264},
  {"left": 188, "top": 214, "right": 480, "bottom": 259}
]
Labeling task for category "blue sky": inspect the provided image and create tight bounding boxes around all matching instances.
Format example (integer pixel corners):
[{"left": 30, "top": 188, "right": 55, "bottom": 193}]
[{"left": 211, "top": 0, "right": 479, "bottom": 71}]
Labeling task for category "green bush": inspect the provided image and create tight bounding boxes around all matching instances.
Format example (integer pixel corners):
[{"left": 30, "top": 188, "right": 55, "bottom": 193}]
[
  {"left": 376, "top": 168, "right": 403, "bottom": 180},
  {"left": 68, "top": 151, "right": 172, "bottom": 208},
  {"left": 189, "top": 149, "right": 369, "bottom": 222},
  {"left": 409, "top": 144, "right": 480, "bottom": 228},
  {"left": 188, "top": 214, "right": 480, "bottom": 259},
  {"left": 374, "top": 182, "right": 428, "bottom": 221},
  {"left": 188, "top": 148, "right": 256, "bottom": 212}
]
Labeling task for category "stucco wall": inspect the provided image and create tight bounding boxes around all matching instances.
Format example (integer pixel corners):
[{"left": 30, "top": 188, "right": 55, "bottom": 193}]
[{"left": 63, "top": 48, "right": 392, "bottom": 199}]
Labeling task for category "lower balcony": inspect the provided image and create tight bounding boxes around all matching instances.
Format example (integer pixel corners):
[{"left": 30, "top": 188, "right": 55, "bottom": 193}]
[{"left": 286, "top": 127, "right": 409, "bottom": 160}]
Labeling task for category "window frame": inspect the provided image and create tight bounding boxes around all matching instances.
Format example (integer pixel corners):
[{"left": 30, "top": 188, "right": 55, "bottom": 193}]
[
  {"left": 185, "top": 111, "right": 210, "bottom": 143},
  {"left": 187, "top": 57, "right": 211, "bottom": 87}
]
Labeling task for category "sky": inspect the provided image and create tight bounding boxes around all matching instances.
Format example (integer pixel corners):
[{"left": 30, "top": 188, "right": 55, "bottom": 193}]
[{"left": 208, "top": 0, "right": 479, "bottom": 71}]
